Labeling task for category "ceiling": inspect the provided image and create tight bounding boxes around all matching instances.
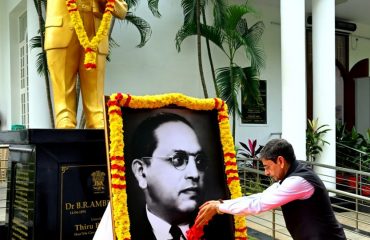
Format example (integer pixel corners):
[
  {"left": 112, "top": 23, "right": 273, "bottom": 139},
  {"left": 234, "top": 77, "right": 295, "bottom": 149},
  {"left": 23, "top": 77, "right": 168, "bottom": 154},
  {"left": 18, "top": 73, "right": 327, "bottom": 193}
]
[
  {"left": 333, "top": 0, "right": 370, "bottom": 25},
  {"left": 253, "top": 0, "right": 370, "bottom": 26}
]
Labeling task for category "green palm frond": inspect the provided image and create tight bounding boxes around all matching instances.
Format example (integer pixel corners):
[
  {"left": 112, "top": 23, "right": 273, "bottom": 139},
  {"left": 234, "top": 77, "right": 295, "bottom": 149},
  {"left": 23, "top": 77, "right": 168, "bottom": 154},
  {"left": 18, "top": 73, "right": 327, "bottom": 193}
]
[
  {"left": 35, "top": 52, "right": 48, "bottom": 76},
  {"left": 224, "top": 5, "right": 255, "bottom": 31},
  {"left": 30, "top": 35, "right": 41, "bottom": 49},
  {"left": 210, "top": 0, "right": 227, "bottom": 27},
  {"left": 245, "top": 21, "right": 265, "bottom": 45},
  {"left": 225, "top": 29, "right": 243, "bottom": 54},
  {"left": 123, "top": 13, "right": 152, "bottom": 47},
  {"left": 30, "top": 35, "right": 48, "bottom": 76},
  {"left": 175, "top": 22, "right": 224, "bottom": 52},
  {"left": 181, "top": 0, "right": 226, "bottom": 26},
  {"left": 245, "top": 43, "right": 265, "bottom": 71},
  {"left": 125, "top": 0, "right": 139, "bottom": 9},
  {"left": 243, "top": 21, "right": 265, "bottom": 70},
  {"left": 147, "top": 0, "right": 161, "bottom": 17},
  {"left": 181, "top": 0, "right": 197, "bottom": 24},
  {"left": 240, "top": 67, "right": 261, "bottom": 106},
  {"left": 216, "top": 66, "right": 244, "bottom": 116},
  {"left": 236, "top": 18, "right": 248, "bottom": 36}
]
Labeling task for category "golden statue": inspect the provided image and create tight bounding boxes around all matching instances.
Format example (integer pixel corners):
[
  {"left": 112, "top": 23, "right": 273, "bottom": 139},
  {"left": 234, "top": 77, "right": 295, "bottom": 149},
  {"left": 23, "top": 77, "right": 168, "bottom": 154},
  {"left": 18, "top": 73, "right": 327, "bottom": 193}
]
[{"left": 44, "top": 0, "right": 128, "bottom": 128}]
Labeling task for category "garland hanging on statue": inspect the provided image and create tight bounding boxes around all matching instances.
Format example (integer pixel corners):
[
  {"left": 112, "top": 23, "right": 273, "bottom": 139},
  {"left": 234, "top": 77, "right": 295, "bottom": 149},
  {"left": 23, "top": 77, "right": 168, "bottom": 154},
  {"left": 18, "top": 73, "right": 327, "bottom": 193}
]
[{"left": 66, "top": 0, "right": 115, "bottom": 70}]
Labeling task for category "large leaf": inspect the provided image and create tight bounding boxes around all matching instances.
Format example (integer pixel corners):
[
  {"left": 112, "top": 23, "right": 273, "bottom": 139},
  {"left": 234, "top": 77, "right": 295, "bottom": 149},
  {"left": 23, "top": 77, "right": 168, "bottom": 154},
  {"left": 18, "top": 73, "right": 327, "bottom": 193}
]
[
  {"left": 210, "top": 0, "right": 227, "bottom": 27},
  {"left": 216, "top": 66, "right": 245, "bottom": 116},
  {"left": 224, "top": 5, "right": 255, "bottom": 31},
  {"left": 175, "top": 23, "right": 224, "bottom": 52},
  {"left": 147, "top": 0, "right": 161, "bottom": 17},
  {"left": 240, "top": 67, "right": 261, "bottom": 106},
  {"left": 125, "top": 0, "right": 140, "bottom": 9},
  {"left": 243, "top": 21, "right": 265, "bottom": 70},
  {"left": 181, "top": 0, "right": 197, "bottom": 24},
  {"left": 30, "top": 36, "right": 47, "bottom": 76},
  {"left": 123, "top": 13, "right": 152, "bottom": 47}
]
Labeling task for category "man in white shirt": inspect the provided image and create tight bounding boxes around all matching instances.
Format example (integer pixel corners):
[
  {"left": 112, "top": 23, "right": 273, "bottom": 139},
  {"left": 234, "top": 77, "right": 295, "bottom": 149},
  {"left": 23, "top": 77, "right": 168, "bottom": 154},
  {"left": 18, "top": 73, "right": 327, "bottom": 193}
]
[{"left": 195, "top": 139, "right": 346, "bottom": 240}]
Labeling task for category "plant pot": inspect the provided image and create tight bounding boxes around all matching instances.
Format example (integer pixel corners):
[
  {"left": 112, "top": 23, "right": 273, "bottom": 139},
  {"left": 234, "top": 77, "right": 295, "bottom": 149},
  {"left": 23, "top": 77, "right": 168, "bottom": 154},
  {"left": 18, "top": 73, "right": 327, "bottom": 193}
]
[{"left": 361, "top": 185, "right": 370, "bottom": 197}]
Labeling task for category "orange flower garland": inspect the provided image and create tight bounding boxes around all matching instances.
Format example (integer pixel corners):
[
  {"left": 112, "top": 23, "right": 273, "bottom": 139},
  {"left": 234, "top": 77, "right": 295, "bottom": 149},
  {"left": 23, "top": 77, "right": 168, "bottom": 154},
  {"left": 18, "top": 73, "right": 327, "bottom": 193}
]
[
  {"left": 107, "top": 93, "right": 247, "bottom": 240},
  {"left": 65, "top": 0, "right": 115, "bottom": 70}
]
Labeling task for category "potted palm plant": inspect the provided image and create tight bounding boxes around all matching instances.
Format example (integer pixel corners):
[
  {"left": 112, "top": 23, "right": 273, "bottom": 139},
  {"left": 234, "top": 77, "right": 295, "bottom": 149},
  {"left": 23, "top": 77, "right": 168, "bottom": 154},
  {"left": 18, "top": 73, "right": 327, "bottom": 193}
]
[
  {"left": 306, "top": 118, "right": 330, "bottom": 162},
  {"left": 175, "top": 2, "right": 265, "bottom": 140}
]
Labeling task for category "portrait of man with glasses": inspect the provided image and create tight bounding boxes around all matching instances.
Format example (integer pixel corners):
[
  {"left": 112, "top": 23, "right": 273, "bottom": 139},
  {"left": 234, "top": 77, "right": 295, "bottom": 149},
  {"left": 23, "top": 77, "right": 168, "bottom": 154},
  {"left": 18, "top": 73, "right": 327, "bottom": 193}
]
[{"left": 94, "top": 108, "right": 234, "bottom": 240}]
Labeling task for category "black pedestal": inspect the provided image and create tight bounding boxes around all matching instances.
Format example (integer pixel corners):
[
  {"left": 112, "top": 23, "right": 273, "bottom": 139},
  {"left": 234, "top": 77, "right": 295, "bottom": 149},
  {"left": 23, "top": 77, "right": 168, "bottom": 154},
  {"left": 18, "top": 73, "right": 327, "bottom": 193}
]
[{"left": 0, "top": 129, "right": 109, "bottom": 240}]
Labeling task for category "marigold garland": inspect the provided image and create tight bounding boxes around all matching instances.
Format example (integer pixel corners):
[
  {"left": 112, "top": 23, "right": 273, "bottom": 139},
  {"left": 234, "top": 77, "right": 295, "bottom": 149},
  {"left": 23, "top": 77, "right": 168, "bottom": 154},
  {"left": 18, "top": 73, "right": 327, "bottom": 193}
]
[
  {"left": 65, "top": 0, "right": 115, "bottom": 70},
  {"left": 107, "top": 93, "right": 247, "bottom": 240}
]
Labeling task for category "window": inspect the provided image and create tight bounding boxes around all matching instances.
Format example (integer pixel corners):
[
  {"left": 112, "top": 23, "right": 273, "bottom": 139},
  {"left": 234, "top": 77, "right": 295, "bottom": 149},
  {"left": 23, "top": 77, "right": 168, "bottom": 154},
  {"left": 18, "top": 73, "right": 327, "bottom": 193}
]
[{"left": 19, "top": 12, "right": 29, "bottom": 128}]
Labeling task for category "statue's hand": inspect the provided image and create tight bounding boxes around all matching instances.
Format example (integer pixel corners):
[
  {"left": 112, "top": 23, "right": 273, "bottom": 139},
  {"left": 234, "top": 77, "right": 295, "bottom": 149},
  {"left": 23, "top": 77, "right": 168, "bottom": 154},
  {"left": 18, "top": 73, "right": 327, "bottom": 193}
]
[{"left": 112, "top": 0, "right": 128, "bottom": 20}]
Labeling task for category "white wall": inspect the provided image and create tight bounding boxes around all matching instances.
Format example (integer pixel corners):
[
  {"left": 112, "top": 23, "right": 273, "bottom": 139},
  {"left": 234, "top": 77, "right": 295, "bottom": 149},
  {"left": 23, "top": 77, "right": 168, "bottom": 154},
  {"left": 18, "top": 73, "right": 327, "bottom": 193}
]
[
  {"left": 105, "top": 0, "right": 283, "bottom": 148},
  {"left": 105, "top": 1, "right": 206, "bottom": 97},
  {"left": 0, "top": 0, "right": 6, "bottom": 130},
  {"left": 0, "top": 0, "right": 23, "bottom": 130},
  {"left": 349, "top": 23, "right": 370, "bottom": 135},
  {"left": 355, "top": 77, "right": 370, "bottom": 135},
  {"left": 349, "top": 22, "right": 370, "bottom": 71},
  {"left": 27, "top": 0, "right": 51, "bottom": 128}
]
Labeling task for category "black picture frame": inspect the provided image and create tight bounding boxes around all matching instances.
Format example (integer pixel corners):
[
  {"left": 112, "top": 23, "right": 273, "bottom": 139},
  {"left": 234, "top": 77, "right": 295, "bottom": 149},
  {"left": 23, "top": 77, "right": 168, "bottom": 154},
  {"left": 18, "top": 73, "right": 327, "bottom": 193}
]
[{"left": 104, "top": 93, "right": 241, "bottom": 240}]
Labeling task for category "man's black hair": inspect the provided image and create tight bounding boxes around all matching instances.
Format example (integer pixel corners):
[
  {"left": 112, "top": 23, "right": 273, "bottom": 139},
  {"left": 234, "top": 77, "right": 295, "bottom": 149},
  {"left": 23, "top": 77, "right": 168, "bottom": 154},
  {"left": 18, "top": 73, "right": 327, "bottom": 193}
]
[
  {"left": 259, "top": 139, "right": 296, "bottom": 164},
  {"left": 128, "top": 112, "right": 194, "bottom": 163}
]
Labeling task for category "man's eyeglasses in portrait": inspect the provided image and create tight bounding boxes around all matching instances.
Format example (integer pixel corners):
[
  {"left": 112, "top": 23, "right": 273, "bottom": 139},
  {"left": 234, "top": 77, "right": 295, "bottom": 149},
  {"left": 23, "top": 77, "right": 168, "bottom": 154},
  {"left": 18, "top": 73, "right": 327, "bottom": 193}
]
[{"left": 142, "top": 150, "right": 208, "bottom": 171}]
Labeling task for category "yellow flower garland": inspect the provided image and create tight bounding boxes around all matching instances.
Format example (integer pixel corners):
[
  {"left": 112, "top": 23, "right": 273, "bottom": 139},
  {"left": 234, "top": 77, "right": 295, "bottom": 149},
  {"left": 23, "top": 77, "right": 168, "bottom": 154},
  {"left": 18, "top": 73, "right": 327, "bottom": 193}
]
[
  {"left": 107, "top": 93, "right": 247, "bottom": 240},
  {"left": 65, "top": 0, "right": 115, "bottom": 70}
]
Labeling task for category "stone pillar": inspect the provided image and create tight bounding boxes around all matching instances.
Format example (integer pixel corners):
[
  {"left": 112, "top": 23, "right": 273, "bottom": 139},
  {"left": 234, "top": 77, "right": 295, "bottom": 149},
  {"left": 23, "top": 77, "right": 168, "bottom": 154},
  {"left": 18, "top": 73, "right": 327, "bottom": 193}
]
[
  {"left": 312, "top": 0, "right": 336, "bottom": 188},
  {"left": 280, "top": 0, "right": 306, "bottom": 160}
]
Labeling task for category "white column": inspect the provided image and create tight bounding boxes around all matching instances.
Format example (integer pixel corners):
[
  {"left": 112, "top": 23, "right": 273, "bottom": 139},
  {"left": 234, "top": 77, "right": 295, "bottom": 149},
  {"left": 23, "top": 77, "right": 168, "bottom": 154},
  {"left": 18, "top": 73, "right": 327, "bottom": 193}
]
[
  {"left": 280, "top": 0, "right": 306, "bottom": 160},
  {"left": 0, "top": 1, "right": 13, "bottom": 130},
  {"left": 312, "top": 0, "right": 336, "bottom": 187},
  {"left": 0, "top": 0, "right": 6, "bottom": 130}
]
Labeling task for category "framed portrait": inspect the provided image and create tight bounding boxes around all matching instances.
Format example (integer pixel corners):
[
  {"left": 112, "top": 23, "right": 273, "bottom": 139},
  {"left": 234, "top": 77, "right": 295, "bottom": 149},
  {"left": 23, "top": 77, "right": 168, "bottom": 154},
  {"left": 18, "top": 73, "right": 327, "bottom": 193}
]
[{"left": 104, "top": 93, "right": 247, "bottom": 240}]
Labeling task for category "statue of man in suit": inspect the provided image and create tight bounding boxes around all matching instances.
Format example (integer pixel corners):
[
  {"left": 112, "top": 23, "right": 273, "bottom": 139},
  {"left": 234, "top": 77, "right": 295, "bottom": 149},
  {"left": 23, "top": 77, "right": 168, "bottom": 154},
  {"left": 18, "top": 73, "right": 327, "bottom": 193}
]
[{"left": 44, "top": 0, "right": 128, "bottom": 128}]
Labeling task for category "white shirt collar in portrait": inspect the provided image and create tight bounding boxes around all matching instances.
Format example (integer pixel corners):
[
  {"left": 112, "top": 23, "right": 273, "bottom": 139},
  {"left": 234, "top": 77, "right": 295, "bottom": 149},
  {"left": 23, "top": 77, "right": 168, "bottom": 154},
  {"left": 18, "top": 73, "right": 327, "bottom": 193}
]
[{"left": 146, "top": 205, "right": 189, "bottom": 240}]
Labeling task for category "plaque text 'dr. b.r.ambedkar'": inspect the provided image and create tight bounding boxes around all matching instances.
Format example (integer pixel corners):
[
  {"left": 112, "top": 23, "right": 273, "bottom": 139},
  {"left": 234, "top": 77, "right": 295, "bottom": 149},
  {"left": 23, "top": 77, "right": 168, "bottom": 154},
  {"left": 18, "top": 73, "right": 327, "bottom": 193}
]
[{"left": 60, "top": 165, "right": 109, "bottom": 240}]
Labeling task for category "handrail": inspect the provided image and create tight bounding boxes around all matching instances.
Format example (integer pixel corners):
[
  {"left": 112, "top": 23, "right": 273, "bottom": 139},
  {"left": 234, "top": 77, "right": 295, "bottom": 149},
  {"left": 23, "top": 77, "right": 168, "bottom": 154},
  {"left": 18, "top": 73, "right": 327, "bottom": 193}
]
[
  {"left": 237, "top": 157, "right": 370, "bottom": 177},
  {"left": 328, "top": 188, "right": 370, "bottom": 202},
  {"left": 303, "top": 160, "right": 370, "bottom": 177},
  {"left": 337, "top": 142, "right": 369, "bottom": 156}
]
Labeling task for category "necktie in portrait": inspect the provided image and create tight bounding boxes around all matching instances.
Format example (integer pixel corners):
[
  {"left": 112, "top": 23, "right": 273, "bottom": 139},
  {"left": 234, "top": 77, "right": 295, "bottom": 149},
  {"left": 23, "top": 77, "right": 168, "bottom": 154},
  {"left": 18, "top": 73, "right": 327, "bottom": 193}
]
[{"left": 170, "top": 225, "right": 183, "bottom": 240}]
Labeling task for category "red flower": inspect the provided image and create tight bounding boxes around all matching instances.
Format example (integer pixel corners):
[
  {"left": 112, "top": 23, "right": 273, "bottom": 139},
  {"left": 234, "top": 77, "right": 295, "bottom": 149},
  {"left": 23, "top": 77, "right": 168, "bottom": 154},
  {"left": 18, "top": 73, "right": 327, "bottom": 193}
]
[
  {"left": 186, "top": 226, "right": 205, "bottom": 240},
  {"left": 362, "top": 185, "right": 370, "bottom": 196}
]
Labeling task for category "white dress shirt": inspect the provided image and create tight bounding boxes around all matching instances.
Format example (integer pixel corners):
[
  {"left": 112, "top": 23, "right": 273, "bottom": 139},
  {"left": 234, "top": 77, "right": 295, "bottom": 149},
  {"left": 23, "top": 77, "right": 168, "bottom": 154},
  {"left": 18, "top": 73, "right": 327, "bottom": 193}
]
[
  {"left": 146, "top": 206, "right": 189, "bottom": 240},
  {"left": 93, "top": 203, "right": 189, "bottom": 240},
  {"left": 218, "top": 176, "right": 315, "bottom": 215}
]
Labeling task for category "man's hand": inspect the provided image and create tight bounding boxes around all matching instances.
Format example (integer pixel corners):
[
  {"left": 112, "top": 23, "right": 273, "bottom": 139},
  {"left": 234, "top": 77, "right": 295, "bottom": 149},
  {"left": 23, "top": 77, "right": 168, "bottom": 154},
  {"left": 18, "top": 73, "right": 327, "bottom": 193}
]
[{"left": 194, "top": 200, "right": 221, "bottom": 227}]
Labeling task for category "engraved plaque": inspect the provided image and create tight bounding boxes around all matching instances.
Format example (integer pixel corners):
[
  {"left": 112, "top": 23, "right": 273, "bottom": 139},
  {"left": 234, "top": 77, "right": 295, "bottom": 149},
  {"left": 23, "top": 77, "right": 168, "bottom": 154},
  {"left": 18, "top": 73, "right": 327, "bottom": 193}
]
[
  {"left": 60, "top": 165, "right": 109, "bottom": 240},
  {"left": 0, "top": 129, "right": 107, "bottom": 240}
]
